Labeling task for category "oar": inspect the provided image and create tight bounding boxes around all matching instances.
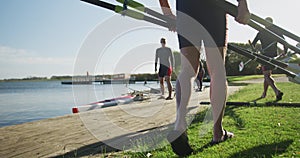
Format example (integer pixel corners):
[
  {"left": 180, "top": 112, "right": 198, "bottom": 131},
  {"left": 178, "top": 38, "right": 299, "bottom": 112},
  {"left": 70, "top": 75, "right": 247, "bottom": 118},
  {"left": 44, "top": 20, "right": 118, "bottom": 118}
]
[
  {"left": 250, "top": 14, "right": 300, "bottom": 43},
  {"left": 239, "top": 59, "right": 252, "bottom": 72},
  {"left": 248, "top": 40, "right": 300, "bottom": 73},
  {"left": 200, "top": 101, "right": 300, "bottom": 107},
  {"left": 228, "top": 44, "right": 300, "bottom": 84},
  {"left": 116, "top": 0, "right": 175, "bottom": 25},
  {"left": 81, "top": 0, "right": 300, "bottom": 83},
  {"left": 81, "top": 0, "right": 171, "bottom": 28},
  {"left": 210, "top": 0, "right": 300, "bottom": 54}
]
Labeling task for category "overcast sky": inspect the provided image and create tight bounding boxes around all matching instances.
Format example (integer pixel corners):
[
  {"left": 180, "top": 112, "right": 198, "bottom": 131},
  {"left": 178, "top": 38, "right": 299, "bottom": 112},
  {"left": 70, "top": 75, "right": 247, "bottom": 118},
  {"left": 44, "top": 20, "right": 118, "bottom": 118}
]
[{"left": 0, "top": 0, "right": 299, "bottom": 79}]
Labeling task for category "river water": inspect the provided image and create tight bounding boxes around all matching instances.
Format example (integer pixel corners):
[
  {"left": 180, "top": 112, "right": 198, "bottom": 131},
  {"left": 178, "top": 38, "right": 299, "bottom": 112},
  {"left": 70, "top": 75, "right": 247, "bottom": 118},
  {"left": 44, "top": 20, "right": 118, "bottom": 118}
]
[{"left": 0, "top": 80, "right": 160, "bottom": 127}]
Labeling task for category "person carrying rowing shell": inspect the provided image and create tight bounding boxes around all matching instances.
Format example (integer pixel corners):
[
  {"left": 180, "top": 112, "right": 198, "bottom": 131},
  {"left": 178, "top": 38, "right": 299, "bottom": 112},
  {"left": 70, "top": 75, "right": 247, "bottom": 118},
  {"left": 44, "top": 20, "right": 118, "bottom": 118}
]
[
  {"left": 159, "top": 0, "right": 250, "bottom": 156},
  {"left": 252, "top": 17, "right": 286, "bottom": 100}
]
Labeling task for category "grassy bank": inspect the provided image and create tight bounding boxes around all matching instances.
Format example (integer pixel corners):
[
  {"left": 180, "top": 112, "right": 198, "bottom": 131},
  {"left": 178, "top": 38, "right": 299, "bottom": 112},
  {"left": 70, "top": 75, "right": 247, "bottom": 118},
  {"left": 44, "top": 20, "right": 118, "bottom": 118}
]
[
  {"left": 227, "top": 74, "right": 285, "bottom": 82},
  {"left": 121, "top": 80, "right": 300, "bottom": 157}
]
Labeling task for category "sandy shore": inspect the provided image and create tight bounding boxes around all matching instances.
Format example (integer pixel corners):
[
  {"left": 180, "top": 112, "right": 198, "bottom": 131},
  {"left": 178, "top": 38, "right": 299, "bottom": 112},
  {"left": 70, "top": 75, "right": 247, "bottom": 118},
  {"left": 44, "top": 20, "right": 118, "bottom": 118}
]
[{"left": 0, "top": 83, "right": 246, "bottom": 158}]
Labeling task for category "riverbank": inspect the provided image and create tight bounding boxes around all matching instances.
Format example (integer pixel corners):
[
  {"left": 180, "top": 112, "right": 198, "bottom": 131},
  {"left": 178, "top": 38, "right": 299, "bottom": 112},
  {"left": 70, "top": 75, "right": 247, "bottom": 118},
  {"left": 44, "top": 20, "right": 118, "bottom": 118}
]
[
  {"left": 0, "top": 76, "right": 291, "bottom": 157},
  {"left": 0, "top": 81, "right": 243, "bottom": 157}
]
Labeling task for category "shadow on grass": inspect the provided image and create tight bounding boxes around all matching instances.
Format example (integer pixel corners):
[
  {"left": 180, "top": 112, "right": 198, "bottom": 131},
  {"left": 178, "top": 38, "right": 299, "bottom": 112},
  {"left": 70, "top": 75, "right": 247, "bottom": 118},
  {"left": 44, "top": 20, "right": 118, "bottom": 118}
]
[
  {"left": 190, "top": 107, "right": 210, "bottom": 125},
  {"left": 227, "top": 82, "right": 250, "bottom": 87},
  {"left": 51, "top": 106, "right": 209, "bottom": 158},
  {"left": 251, "top": 97, "right": 264, "bottom": 102},
  {"left": 229, "top": 140, "right": 294, "bottom": 158},
  {"left": 51, "top": 141, "right": 118, "bottom": 158},
  {"left": 224, "top": 105, "right": 246, "bottom": 129},
  {"left": 51, "top": 124, "right": 173, "bottom": 158}
]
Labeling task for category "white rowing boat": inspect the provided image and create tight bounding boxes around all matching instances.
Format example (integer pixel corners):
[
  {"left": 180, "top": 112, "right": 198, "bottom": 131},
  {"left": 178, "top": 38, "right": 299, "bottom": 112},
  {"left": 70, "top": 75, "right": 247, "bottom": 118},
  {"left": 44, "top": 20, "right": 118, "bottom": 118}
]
[{"left": 72, "top": 95, "right": 134, "bottom": 113}]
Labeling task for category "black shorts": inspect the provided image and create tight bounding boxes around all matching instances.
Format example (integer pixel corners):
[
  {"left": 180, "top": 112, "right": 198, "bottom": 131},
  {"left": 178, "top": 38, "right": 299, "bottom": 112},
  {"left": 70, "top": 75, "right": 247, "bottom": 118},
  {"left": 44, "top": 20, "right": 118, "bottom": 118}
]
[
  {"left": 176, "top": 0, "right": 227, "bottom": 48},
  {"left": 263, "top": 52, "right": 277, "bottom": 58},
  {"left": 197, "top": 69, "right": 205, "bottom": 80},
  {"left": 158, "top": 65, "right": 172, "bottom": 77},
  {"left": 261, "top": 52, "right": 277, "bottom": 71}
]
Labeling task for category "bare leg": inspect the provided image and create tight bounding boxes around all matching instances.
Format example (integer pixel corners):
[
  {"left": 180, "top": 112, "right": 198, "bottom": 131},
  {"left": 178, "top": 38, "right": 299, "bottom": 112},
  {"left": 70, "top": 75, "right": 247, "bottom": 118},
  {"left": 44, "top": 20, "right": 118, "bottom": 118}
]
[
  {"left": 261, "top": 75, "right": 268, "bottom": 98},
  {"left": 159, "top": 77, "right": 165, "bottom": 96},
  {"left": 195, "top": 79, "right": 201, "bottom": 90},
  {"left": 199, "top": 77, "right": 203, "bottom": 91},
  {"left": 263, "top": 70, "right": 280, "bottom": 96},
  {"left": 205, "top": 47, "right": 229, "bottom": 141},
  {"left": 165, "top": 76, "right": 173, "bottom": 98},
  {"left": 174, "top": 46, "right": 200, "bottom": 132}
]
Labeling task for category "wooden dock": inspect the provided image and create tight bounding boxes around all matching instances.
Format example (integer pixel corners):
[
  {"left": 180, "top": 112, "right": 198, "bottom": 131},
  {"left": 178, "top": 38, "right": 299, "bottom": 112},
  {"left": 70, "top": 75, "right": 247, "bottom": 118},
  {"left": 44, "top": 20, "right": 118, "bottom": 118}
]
[
  {"left": 61, "top": 79, "right": 136, "bottom": 85},
  {"left": 0, "top": 86, "right": 242, "bottom": 158}
]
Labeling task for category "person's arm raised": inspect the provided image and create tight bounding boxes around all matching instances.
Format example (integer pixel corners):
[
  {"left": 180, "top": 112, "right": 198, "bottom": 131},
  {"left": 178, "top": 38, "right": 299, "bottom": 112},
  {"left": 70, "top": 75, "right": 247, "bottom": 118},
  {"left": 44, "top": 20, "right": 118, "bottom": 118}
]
[{"left": 235, "top": 0, "right": 251, "bottom": 24}]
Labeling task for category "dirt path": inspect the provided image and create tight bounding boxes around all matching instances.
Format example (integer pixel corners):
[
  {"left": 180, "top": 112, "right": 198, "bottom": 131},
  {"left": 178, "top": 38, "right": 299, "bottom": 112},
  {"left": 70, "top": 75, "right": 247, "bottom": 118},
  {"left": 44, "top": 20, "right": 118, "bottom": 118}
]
[{"left": 0, "top": 85, "right": 243, "bottom": 158}]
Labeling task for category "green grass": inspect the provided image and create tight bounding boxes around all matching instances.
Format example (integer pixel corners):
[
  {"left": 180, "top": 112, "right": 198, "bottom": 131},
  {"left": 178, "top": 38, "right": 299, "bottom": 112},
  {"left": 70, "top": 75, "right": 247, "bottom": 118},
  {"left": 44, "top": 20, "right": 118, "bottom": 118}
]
[
  {"left": 229, "top": 82, "right": 300, "bottom": 103},
  {"left": 118, "top": 81, "right": 300, "bottom": 158}
]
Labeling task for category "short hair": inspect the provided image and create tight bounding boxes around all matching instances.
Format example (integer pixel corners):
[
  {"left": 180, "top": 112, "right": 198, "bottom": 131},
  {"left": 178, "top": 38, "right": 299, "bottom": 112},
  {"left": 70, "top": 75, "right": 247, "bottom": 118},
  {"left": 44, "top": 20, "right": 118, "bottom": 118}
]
[{"left": 160, "top": 38, "right": 166, "bottom": 44}]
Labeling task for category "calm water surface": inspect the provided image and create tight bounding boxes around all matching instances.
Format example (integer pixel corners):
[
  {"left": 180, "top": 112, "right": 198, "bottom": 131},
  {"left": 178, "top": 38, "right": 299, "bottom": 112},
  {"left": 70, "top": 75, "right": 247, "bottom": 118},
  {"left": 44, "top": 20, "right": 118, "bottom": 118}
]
[{"left": 0, "top": 81, "right": 159, "bottom": 127}]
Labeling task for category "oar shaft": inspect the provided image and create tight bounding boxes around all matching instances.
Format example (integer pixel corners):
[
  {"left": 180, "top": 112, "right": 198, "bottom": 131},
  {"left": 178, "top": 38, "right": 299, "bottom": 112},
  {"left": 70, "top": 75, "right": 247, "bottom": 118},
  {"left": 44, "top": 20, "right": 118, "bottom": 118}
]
[
  {"left": 81, "top": 0, "right": 116, "bottom": 11},
  {"left": 115, "top": 0, "right": 145, "bottom": 12},
  {"left": 210, "top": 0, "right": 300, "bottom": 54},
  {"left": 251, "top": 14, "right": 300, "bottom": 43},
  {"left": 247, "top": 20, "right": 297, "bottom": 52},
  {"left": 81, "top": 0, "right": 170, "bottom": 28},
  {"left": 248, "top": 40, "right": 300, "bottom": 73},
  {"left": 228, "top": 44, "right": 297, "bottom": 78},
  {"left": 213, "top": 0, "right": 300, "bottom": 43},
  {"left": 200, "top": 101, "right": 300, "bottom": 107},
  {"left": 245, "top": 46, "right": 289, "bottom": 68},
  {"left": 116, "top": 0, "right": 175, "bottom": 24}
]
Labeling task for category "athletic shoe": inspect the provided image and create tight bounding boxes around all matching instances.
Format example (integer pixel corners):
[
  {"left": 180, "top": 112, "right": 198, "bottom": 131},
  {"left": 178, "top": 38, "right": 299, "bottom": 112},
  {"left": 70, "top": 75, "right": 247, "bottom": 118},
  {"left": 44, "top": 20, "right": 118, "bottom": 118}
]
[
  {"left": 165, "top": 96, "right": 173, "bottom": 100},
  {"left": 276, "top": 91, "right": 284, "bottom": 100}
]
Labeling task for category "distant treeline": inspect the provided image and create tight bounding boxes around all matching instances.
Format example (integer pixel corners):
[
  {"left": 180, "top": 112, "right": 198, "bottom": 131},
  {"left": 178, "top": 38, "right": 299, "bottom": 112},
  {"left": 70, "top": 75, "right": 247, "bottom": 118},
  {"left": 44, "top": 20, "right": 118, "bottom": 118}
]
[
  {"left": 50, "top": 76, "right": 73, "bottom": 80},
  {"left": 1, "top": 76, "right": 48, "bottom": 82}
]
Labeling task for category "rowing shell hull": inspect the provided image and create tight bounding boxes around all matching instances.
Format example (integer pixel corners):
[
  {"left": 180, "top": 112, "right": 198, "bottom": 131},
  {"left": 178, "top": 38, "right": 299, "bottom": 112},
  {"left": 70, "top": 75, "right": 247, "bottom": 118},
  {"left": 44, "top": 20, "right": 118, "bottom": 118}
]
[{"left": 72, "top": 95, "right": 134, "bottom": 113}]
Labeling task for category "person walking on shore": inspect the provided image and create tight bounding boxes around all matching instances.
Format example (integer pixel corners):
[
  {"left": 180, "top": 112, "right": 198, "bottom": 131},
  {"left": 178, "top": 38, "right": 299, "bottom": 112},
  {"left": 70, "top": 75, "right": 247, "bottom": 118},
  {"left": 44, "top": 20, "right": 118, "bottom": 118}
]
[
  {"left": 155, "top": 38, "right": 175, "bottom": 100},
  {"left": 252, "top": 17, "right": 286, "bottom": 100},
  {"left": 195, "top": 60, "right": 205, "bottom": 92}
]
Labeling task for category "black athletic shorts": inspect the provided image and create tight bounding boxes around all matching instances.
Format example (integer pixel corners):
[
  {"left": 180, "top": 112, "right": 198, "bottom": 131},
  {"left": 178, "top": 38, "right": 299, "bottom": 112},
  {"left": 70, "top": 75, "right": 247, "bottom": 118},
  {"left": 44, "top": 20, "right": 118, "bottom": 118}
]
[
  {"left": 261, "top": 52, "right": 277, "bottom": 71},
  {"left": 158, "top": 65, "right": 172, "bottom": 77},
  {"left": 176, "top": 0, "right": 227, "bottom": 48}
]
